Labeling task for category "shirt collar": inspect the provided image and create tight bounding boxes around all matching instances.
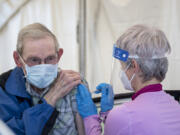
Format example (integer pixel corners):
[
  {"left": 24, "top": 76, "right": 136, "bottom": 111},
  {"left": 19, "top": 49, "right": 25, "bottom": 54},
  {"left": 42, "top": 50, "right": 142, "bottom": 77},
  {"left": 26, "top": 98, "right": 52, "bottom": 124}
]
[
  {"left": 132, "top": 83, "right": 162, "bottom": 100},
  {"left": 26, "top": 82, "right": 49, "bottom": 98}
]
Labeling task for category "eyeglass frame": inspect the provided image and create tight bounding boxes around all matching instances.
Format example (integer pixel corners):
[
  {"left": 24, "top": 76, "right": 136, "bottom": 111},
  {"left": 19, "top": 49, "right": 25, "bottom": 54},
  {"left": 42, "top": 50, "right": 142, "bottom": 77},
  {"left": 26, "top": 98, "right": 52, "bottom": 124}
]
[{"left": 19, "top": 53, "right": 59, "bottom": 67}]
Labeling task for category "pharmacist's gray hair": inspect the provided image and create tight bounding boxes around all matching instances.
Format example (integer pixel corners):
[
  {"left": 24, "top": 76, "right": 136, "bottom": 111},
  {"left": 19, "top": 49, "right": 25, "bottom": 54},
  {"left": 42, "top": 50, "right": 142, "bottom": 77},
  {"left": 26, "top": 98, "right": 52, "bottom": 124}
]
[{"left": 116, "top": 24, "right": 171, "bottom": 82}]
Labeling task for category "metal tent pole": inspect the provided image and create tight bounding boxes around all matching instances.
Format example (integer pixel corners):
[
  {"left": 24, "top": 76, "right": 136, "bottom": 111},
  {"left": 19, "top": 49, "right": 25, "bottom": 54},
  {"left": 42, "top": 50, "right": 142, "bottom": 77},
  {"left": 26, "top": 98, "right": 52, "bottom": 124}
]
[{"left": 78, "top": 0, "right": 86, "bottom": 77}]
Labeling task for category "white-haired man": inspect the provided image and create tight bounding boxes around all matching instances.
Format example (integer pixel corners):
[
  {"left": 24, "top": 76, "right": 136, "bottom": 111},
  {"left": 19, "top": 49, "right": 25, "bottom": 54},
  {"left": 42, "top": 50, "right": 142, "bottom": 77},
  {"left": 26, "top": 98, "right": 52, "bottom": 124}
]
[{"left": 0, "top": 23, "right": 85, "bottom": 135}]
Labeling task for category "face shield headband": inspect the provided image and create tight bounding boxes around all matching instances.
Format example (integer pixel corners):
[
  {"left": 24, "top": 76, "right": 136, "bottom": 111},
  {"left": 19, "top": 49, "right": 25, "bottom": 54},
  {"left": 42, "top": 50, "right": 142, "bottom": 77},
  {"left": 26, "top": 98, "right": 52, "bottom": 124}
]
[
  {"left": 113, "top": 44, "right": 168, "bottom": 61},
  {"left": 113, "top": 44, "right": 129, "bottom": 62}
]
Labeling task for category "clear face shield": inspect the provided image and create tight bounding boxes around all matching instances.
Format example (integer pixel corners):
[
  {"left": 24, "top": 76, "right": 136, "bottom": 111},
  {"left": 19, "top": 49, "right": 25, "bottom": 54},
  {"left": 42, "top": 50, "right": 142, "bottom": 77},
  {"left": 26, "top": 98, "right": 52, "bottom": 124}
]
[
  {"left": 110, "top": 44, "right": 169, "bottom": 94},
  {"left": 110, "top": 44, "right": 132, "bottom": 94}
]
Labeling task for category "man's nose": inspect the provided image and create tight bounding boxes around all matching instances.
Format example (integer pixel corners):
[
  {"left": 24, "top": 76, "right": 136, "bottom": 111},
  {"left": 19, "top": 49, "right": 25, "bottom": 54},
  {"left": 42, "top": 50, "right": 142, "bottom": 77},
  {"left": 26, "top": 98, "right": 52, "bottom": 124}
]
[{"left": 40, "top": 59, "right": 46, "bottom": 64}]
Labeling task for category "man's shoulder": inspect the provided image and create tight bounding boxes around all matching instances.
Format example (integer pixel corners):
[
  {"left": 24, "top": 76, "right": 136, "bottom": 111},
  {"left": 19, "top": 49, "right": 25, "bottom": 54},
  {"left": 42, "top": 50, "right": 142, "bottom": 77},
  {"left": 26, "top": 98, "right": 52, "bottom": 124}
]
[
  {"left": 0, "top": 67, "right": 27, "bottom": 98},
  {"left": 0, "top": 67, "right": 24, "bottom": 88},
  {"left": 69, "top": 77, "right": 89, "bottom": 96},
  {"left": 0, "top": 69, "right": 13, "bottom": 90}
]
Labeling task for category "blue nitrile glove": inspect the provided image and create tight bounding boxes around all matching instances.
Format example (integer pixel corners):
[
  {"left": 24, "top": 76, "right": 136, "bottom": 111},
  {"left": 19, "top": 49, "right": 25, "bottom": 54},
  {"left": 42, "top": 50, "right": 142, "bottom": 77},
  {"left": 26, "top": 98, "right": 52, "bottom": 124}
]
[
  {"left": 95, "top": 83, "right": 114, "bottom": 112},
  {"left": 76, "top": 84, "right": 97, "bottom": 119}
]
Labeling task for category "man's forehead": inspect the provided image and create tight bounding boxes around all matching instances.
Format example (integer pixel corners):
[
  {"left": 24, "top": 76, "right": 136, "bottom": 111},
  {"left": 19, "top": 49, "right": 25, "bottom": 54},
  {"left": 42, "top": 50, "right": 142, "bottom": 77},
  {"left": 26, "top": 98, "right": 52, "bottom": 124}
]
[
  {"left": 22, "top": 36, "right": 56, "bottom": 58},
  {"left": 23, "top": 36, "right": 55, "bottom": 46}
]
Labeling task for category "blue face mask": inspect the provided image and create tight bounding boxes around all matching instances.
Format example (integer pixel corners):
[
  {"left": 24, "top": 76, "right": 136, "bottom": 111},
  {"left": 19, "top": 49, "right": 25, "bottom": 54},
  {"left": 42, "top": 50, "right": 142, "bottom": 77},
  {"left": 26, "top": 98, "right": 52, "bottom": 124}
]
[{"left": 25, "top": 64, "right": 58, "bottom": 89}]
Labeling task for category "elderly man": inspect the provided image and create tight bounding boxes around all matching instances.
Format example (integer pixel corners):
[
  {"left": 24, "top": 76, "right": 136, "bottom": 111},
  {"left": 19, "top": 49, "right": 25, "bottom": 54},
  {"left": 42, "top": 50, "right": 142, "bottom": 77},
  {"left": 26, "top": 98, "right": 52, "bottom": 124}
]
[{"left": 0, "top": 23, "right": 85, "bottom": 135}]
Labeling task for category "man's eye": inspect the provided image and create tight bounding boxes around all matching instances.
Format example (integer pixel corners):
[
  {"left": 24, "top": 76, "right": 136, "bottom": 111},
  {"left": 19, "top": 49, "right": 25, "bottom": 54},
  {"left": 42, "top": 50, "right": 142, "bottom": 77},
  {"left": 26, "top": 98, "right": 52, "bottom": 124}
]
[
  {"left": 47, "top": 57, "right": 53, "bottom": 60},
  {"left": 32, "top": 58, "right": 39, "bottom": 62},
  {"left": 29, "top": 58, "right": 40, "bottom": 63},
  {"left": 47, "top": 56, "right": 56, "bottom": 61}
]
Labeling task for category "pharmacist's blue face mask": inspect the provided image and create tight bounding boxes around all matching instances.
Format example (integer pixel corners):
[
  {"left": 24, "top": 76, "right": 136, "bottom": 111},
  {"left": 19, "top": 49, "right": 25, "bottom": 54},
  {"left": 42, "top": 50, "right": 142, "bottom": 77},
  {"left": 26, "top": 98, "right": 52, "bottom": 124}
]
[{"left": 25, "top": 64, "right": 58, "bottom": 89}]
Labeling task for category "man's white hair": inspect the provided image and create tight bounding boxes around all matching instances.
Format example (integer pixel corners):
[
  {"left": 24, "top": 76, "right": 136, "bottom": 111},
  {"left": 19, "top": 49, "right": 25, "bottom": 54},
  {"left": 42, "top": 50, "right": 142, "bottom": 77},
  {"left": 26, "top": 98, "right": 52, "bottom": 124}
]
[{"left": 16, "top": 23, "right": 59, "bottom": 55}]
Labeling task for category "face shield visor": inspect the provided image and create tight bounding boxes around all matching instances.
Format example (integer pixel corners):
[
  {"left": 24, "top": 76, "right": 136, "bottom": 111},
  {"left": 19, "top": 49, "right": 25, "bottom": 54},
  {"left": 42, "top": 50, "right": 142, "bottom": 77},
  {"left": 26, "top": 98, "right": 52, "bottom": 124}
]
[
  {"left": 110, "top": 44, "right": 131, "bottom": 94},
  {"left": 110, "top": 44, "right": 169, "bottom": 94}
]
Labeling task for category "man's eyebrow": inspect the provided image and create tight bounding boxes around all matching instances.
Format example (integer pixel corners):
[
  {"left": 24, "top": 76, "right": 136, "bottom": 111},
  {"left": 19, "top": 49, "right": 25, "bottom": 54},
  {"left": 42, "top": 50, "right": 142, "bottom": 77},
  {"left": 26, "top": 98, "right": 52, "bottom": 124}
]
[
  {"left": 46, "top": 53, "right": 58, "bottom": 58},
  {"left": 47, "top": 54, "right": 56, "bottom": 57},
  {"left": 26, "top": 54, "right": 57, "bottom": 59},
  {"left": 26, "top": 56, "right": 40, "bottom": 59}
]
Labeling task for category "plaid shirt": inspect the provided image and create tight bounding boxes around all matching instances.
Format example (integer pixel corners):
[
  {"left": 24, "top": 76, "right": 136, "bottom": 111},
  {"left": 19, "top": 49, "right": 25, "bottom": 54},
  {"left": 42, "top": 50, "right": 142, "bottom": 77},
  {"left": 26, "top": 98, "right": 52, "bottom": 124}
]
[{"left": 26, "top": 79, "right": 88, "bottom": 135}]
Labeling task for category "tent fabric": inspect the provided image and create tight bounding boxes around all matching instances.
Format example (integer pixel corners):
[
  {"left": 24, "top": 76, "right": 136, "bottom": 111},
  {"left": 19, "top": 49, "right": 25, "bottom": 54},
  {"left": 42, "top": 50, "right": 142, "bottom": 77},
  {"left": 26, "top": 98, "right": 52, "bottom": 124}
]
[
  {"left": 0, "top": 0, "right": 180, "bottom": 95},
  {"left": 0, "top": 0, "right": 79, "bottom": 72},
  {"left": 86, "top": 0, "right": 180, "bottom": 94}
]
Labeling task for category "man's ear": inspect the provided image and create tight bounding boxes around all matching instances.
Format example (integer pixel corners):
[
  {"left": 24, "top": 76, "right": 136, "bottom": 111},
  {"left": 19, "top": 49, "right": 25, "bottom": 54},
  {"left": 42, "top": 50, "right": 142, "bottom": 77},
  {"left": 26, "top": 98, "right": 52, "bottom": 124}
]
[
  {"left": 13, "top": 51, "right": 23, "bottom": 67},
  {"left": 57, "top": 48, "right": 63, "bottom": 61}
]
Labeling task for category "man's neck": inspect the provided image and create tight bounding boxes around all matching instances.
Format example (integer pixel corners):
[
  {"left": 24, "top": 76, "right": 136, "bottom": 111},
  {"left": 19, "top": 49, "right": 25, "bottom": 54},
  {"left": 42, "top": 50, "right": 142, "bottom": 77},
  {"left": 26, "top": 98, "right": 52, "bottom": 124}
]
[{"left": 31, "top": 85, "right": 45, "bottom": 94}]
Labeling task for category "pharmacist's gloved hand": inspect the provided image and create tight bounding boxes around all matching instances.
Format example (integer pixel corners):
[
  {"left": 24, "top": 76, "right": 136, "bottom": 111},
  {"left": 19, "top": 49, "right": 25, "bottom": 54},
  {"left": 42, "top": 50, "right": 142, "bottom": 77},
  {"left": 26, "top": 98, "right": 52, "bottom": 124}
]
[
  {"left": 95, "top": 83, "right": 114, "bottom": 112},
  {"left": 76, "top": 84, "right": 97, "bottom": 119}
]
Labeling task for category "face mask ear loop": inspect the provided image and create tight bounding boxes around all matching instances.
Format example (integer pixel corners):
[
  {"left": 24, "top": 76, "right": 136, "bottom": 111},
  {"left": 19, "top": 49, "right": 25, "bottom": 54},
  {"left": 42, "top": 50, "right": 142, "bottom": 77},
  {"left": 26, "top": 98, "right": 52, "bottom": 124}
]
[
  {"left": 18, "top": 54, "right": 27, "bottom": 78},
  {"left": 124, "top": 62, "right": 136, "bottom": 82},
  {"left": 124, "top": 63, "right": 131, "bottom": 72},
  {"left": 18, "top": 54, "right": 26, "bottom": 66},
  {"left": 129, "top": 59, "right": 138, "bottom": 82},
  {"left": 130, "top": 73, "right": 136, "bottom": 82}
]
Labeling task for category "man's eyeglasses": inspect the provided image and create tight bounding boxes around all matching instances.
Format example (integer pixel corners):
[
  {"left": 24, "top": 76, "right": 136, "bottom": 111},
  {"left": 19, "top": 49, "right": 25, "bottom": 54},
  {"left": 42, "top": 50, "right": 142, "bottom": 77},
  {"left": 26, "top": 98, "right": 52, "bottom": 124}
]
[{"left": 21, "top": 55, "right": 58, "bottom": 66}]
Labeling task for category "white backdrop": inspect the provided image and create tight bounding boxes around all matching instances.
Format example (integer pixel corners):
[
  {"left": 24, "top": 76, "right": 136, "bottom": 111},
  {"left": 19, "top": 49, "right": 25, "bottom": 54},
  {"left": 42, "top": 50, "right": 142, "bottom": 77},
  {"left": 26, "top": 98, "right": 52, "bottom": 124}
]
[
  {"left": 0, "top": 0, "right": 180, "bottom": 95},
  {"left": 86, "top": 0, "right": 180, "bottom": 94},
  {"left": 0, "top": 0, "right": 79, "bottom": 72}
]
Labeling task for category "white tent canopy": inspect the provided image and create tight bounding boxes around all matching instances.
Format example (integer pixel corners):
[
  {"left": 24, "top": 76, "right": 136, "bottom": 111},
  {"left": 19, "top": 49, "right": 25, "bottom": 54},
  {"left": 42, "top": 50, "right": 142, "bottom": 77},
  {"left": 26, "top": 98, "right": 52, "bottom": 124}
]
[{"left": 0, "top": 0, "right": 180, "bottom": 95}]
